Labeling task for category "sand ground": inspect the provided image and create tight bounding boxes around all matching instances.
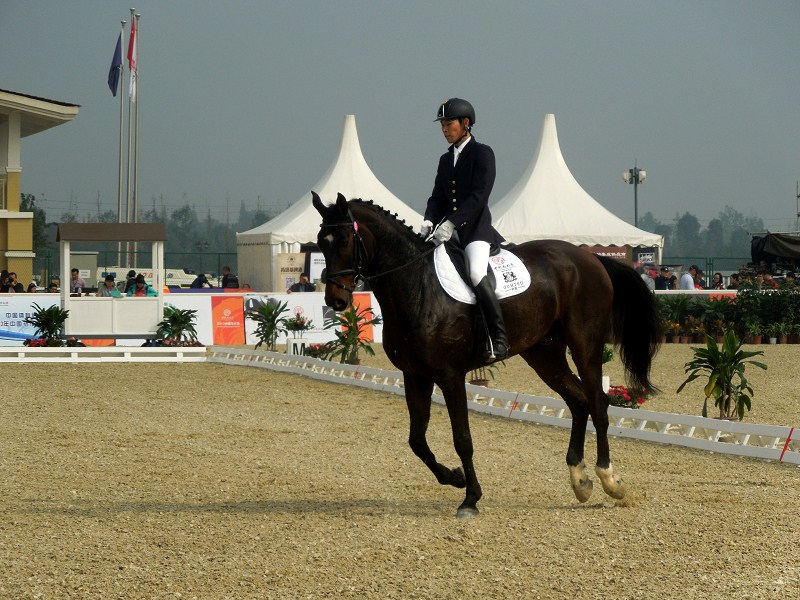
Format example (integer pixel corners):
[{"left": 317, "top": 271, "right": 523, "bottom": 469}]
[{"left": 1, "top": 343, "right": 798, "bottom": 598}]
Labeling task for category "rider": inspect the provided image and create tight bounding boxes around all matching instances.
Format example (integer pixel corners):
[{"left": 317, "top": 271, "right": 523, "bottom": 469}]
[{"left": 420, "top": 98, "right": 509, "bottom": 362}]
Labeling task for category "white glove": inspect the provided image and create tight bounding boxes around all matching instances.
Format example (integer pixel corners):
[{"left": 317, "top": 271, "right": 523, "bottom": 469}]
[
  {"left": 433, "top": 220, "right": 455, "bottom": 244},
  {"left": 420, "top": 220, "right": 433, "bottom": 237}
]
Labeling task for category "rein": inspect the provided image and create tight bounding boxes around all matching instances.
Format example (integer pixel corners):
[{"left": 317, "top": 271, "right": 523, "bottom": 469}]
[{"left": 320, "top": 211, "right": 436, "bottom": 292}]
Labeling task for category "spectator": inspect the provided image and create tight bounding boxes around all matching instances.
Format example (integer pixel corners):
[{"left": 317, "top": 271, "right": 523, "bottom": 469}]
[
  {"left": 240, "top": 282, "right": 253, "bottom": 291},
  {"left": 97, "top": 274, "right": 122, "bottom": 297},
  {"left": 190, "top": 274, "right": 212, "bottom": 289},
  {"left": 221, "top": 266, "right": 239, "bottom": 289},
  {"left": 2, "top": 272, "right": 25, "bottom": 293},
  {"left": 680, "top": 265, "right": 698, "bottom": 290},
  {"left": 26, "top": 282, "right": 38, "bottom": 293},
  {"left": 783, "top": 272, "right": 797, "bottom": 288},
  {"left": 654, "top": 267, "right": 671, "bottom": 291},
  {"left": 124, "top": 269, "right": 137, "bottom": 293},
  {"left": 727, "top": 273, "right": 740, "bottom": 290},
  {"left": 287, "top": 272, "right": 316, "bottom": 293},
  {"left": 762, "top": 272, "right": 779, "bottom": 290},
  {"left": 48, "top": 282, "right": 59, "bottom": 293},
  {"left": 695, "top": 270, "right": 707, "bottom": 290},
  {"left": 710, "top": 272, "right": 725, "bottom": 290},
  {"left": 69, "top": 268, "right": 86, "bottom": 293},
  {"left": 126, "top": 274, "right": 158, "bottom": 297}
]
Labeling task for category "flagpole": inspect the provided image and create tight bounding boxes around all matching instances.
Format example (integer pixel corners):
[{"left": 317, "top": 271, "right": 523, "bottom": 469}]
[
  {"left": 117, "top": 19, "right": 126, "bottom": 266},
  {"left": 125, "top": 7, "right": 135, "bottom": 267},
  {"left": 132, "top": 12, "right": 141, "bottom": 262}
]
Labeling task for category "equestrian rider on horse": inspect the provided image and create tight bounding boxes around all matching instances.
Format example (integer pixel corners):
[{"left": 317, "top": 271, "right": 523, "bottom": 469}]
[{"left": 421, "top": 98, "right": 509, "bottom": 363}]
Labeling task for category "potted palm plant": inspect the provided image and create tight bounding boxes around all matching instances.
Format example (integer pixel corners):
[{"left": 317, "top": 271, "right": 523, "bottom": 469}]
[
  {"left": 247, "top": 299, "right": 288, "bottom": 351},
  {"left": 323, "top": 304, "right": 382, "bottom": 364},
  {"left": 677, "top": 330, "right": 767, "bottom": 421},
  {"left": 156, "top": 306, "right": 201, "bottom": 346},
  {"left": 23, "top": 302, "right": 78, "bottom": 347}
]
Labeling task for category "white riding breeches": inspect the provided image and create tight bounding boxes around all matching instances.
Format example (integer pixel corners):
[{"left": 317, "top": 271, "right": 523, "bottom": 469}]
[{"left": 465, "top": 241, "right": 491, "bottom": 286}]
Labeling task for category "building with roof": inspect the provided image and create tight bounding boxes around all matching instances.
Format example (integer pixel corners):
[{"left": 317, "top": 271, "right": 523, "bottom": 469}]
[{"left": 0, "top": 89, "right": 80, "bottom": 282}]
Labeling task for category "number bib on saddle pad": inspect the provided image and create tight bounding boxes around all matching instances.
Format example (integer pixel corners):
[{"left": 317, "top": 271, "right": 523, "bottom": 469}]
[{"left": 433, "top": 244, "right": 531, "bottom": 304}]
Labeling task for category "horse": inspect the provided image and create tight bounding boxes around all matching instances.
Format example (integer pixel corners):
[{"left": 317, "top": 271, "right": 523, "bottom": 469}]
[{"left": 313, "top": 192, "right": 660, "bottom": 518}]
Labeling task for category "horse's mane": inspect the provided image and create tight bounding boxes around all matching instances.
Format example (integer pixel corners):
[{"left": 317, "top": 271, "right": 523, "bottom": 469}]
[{"left": 348, "top": 198, "right": 423, "bottom": 243}]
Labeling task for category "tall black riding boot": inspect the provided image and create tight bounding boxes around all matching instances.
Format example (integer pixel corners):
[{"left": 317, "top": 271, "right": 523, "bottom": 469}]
[{"left": 473, "top": 276, "right": 509, "bottom": 363}]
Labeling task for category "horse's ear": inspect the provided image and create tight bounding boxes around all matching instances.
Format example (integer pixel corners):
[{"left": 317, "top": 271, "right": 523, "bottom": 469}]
[
  {"left": 336, "top": 193, "right": 348, "bottom": 215},
  {"left": 312, "top": 191, "right": 326, "bottom": 216}
]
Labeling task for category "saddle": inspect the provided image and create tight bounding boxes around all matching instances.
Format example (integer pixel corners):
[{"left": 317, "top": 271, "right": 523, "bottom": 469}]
[{"left": 433, "top": 243, "right": 531, "bottom": 305}]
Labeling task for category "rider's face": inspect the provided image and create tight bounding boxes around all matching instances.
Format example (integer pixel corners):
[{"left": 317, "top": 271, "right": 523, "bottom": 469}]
[{"left": 440, "top": 118, "right": 469, "bottom": 145}]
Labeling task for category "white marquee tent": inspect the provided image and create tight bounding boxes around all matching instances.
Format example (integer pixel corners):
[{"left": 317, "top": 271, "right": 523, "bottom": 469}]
[
  {"left": 492, "top": 114, "right": 663, "bottom": 256},
  {"left": 237, "top": 115, "right": 423, "bottom": 291}
]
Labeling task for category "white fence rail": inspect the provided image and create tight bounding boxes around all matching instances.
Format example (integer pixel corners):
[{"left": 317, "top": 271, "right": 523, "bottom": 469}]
[{"left": 208, "top": 346, "right": 800, "bottom": 466}]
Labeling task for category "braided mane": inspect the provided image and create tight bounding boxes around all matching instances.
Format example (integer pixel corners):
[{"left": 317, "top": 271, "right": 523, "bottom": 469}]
[{"left": 348, "top": 198, "right": 419, "bottom": 238}]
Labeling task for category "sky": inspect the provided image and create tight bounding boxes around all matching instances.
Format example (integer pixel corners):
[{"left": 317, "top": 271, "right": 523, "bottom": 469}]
[{"left": 2, "top": 1, "right": 800, "bottom": 233}]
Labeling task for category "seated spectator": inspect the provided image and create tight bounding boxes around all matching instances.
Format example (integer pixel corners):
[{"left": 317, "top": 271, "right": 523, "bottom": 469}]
[
  {"left": 727, "top": 273, "right": 740, "bottom": 290},
  {"left": 1, "top": 272, "right": 25, "bottom": 293},
  {"left": 190, "top": 274, "right": 212, "bottom": 288},
  {"left": 69, "top": 268, "right": 86, "bottom": 293},
  {"left": 783, "top": 272, "right": 797, "bottom": 288},
  {"left": 26, "top": 282, "right": 38, "bottom": 293},
  {"left": 97, "top": 274, "right": 122, "bottom": 297},
  {"left": 48, "top": 282, "right": 59, "bottom": 293},
  {"left": 124, "top": 269, "right": 137, "bottom": 294},
  {"left": 240, "top": 282, "right": 253, "bottom": 291},
  {"left": 287, "top": 272, "right": 316, "bottom": 293},
  {"left": 710, "top": 272, "right": 725, "bottom": 290},
  {"left": 126, "top": 274, "right": 158, "bottom": 297},
  {"left": 762, "top": 272, "right": 779, "bottom": 290},
  {"left": 695, "top": 270, "right": 707, "bottom": 290}
]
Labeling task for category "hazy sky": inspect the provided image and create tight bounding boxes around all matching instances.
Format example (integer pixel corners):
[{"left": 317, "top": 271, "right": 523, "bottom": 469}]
[{"left": 2, "top": 1, "right": 799, "bottom": 233}]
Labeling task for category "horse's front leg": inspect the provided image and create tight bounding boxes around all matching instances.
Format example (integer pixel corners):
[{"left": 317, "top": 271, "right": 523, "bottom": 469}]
[
  {"left": 404, "top": 375, "right": 467, "bottom": 490},
  {"left": 438, "top": 376, "right": 482, "bottom": 518}
]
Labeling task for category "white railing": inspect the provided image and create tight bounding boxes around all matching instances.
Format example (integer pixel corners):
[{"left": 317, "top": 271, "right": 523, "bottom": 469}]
[{"left": 207, "top": 346, "right": 800, "bottom": 466}]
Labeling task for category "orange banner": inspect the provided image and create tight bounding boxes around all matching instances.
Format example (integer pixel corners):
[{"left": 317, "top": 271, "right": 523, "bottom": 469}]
[
  {"left": 211, "top": 295, "right": 245, "bottom": 345},
  {"left": 352, "top": 292, "right": 374, "bottom": 342}
]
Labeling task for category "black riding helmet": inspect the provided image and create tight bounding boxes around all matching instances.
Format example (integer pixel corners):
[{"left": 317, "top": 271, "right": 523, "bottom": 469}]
[{"left": 434, "top": 98, "right": 476, "bottom": 130}]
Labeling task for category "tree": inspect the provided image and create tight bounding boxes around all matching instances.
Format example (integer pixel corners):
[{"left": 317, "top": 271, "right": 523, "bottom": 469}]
[
  {"left": 20, "top": 193, "right": 51, "bottom": 255},
  {"left": 673, "top": 212, "right": 702, "bottom": 256}
]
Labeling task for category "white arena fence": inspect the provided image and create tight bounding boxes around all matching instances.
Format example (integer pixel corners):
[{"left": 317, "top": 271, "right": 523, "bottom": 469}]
[{"left": 207, "top": 346, "right": 800, "bottom": 466}]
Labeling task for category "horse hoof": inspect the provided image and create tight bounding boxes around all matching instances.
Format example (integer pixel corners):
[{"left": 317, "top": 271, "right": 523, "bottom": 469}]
[
  {"left": 572, "top": 478, "right": 593, "bottom": 503},
  {"left": 569, "top": 462, "right": 593, "bottom": 502},
  {"left": 450, "top": 466, "right": 466, "bottom": 488},
  {"left": 595, "top": 464, "right": 627, "bottom": 499},
  {"left": 456, "top": 506, "right": 479, "bottom": 519}
]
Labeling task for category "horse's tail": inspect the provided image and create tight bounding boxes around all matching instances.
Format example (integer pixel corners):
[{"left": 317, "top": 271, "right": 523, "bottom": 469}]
[{"left": 597, "top": 256, "right": 661, "bottom": 396}]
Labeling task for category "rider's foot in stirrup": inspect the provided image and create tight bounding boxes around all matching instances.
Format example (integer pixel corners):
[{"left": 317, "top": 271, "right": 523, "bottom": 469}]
[{"left": 483, "top": 340, "right": 508, "bottom": 364}]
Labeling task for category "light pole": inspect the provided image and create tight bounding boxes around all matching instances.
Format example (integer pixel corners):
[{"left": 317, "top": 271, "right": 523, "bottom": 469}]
[{"left": 622, "top": 163, "right": 646, "bottom": 227}]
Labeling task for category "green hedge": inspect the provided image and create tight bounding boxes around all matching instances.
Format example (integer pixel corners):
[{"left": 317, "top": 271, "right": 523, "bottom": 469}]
[{"left": 657, "top": 288, "right": 800, "bottom": 339}]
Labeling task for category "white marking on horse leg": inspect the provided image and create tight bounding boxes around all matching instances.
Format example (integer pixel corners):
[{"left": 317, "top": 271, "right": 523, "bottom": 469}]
[
  {"left": 595, "top": 463, "right": 628, "bottom": 500},
  {"left": 569, "top": 461, "right": 593, "bottom": 503}
]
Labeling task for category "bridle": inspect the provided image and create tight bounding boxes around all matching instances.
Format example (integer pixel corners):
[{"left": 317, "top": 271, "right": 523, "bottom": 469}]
[{"left": 319, "top": 210, "right": 436, "bottom": 293}]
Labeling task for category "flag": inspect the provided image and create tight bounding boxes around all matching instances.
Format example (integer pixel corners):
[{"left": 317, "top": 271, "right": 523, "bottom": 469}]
[
  {"left": 127, "top": 17, "right": 137, "bottom": 101},
  {"left": 107, "top": 32, "right": 122, "bottom": 96}
]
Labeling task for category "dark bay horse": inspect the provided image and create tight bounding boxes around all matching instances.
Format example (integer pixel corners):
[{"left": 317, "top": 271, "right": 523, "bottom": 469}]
[{"left": 313, "top": 192, "right": 660, "bottom": 518}]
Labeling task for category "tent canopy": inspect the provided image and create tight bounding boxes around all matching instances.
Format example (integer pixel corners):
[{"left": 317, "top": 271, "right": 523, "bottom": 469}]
[
  {"left": 236, "top": 115, "right": 423, "bottom": 290},
  {"left": 492, "top": 114, "right": 663, "bottom": 250}
]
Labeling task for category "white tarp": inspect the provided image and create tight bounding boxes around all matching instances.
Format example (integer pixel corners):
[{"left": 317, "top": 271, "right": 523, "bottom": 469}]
[
  {"left": 237, "top": 115, "right": 423, "bottom": 291},
  {"left": 492, "top": 114, "right": 663, "bottom": 250}
]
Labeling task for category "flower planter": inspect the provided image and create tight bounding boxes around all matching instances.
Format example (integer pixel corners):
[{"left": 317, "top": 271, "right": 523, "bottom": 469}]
[
  {"left": 769, "top": 337, "right": 777, "bottom": 345},
  {"left": 469, "top": 379, "right": 490, "bottom": 387},
  {"left": 680, "top": 336, "right": 690, "bottom": 344},
  {"left": 778, "top": 335, "right": 789, "bottom": 344}
]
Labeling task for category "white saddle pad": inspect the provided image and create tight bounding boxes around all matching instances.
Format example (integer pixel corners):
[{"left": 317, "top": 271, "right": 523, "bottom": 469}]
[{"left": 433, "top": 244, "right": 531, "bottom": 304}]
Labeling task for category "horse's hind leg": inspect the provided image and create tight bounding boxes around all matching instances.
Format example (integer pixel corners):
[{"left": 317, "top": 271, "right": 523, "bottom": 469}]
[
  {"left": 569, "top": 339, "right": 628, "bottom": 501},
  {"left": 403, "top": 374, "right": 467, "bottom": 490},
  {"left": 520, "top": 345, "right": 594, "bottom": 502}
]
